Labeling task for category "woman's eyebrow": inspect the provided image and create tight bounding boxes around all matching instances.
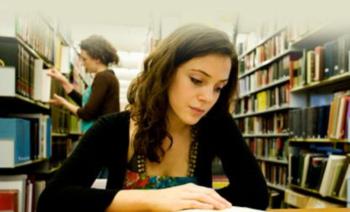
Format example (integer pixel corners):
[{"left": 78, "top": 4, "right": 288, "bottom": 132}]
[{"left": 190, "top": 69, "right": 228, "bottom": 82}]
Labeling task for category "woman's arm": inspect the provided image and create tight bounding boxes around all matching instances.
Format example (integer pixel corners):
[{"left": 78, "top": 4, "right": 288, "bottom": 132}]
[
  {"left": 47, "top": 68, "right": 82, "bottom": 105},
  {"left": 47, "top": 68, "right": 75, "bottom": 94},
  {"left": 76, "top": 71, "right": 111, "bottom": 120},
  {"left": 37, "top": 115, "right": 121, "bottom": 212},
  {"left": 49, "top": 94, "right": 79, "bottom": 115},
  {"left": 214, "top": 114, "right": 269, "bottom": 210}
]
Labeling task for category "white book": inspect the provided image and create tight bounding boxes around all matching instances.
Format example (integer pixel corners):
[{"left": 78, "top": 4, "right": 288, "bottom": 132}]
[
  {"left": 338, "top": 164, "right": 350, "bottom": 198},
  {"left": 32, "top": 59, "right": 52, "bottom": 102},
  {"left": 319, "top": 155, "right": 346, "bottom": 197},
  {"left": 0, "top": 67, "right": 16, "bottom": 96},
  {"left": 60, "top": 46, "right": 71, "bottom": 74},
  {"left": 41, "top": 69, "right": 52, "bottom": 103},
  {"left": 32, "top": 59, "right": 44, "bottom": 101}
]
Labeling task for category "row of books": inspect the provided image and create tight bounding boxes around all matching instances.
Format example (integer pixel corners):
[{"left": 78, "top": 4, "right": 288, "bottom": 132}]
[
  {"left": 290, "top": 35, "right": 350, "bottom": 89},
  {"left": 234, "top": 83, "right": 290, "bottom": 115},
  {"left": 289, "top": 149, "right": 350, "bottom": 199},
  {"left": 238, "top": 55, "right": 290, "bottom": 96},
  {"left": 246, "top": 137, "right": 288, "bottom": 160},
  {"left": 16, "top": 15, "right": 55, "bottom": 63},
  {"left": 0, "top": 115, "right": 51, "bottom": 168},
  {"left": 258, "top": 161, "right": 288, "bottom": 187},
  {"left": 51, "top": 107, "right": 72, "bottom": 134},
  {"left": 236, "top": 112, "right": 289, "bottom": 135},
  {"left": 288, "top": 105, "right": 330, "bottom": 139},
  {"left": 328, "top": 90, "right": 350, "bottom": 139},
  {"left": 0, "top": 174, "right": 46, "bottom": 212},
  {"left": 240, "top": 30, "right": 289, "bottom": 72},
  {"left": 0, "top": 40, "right": 51, "bottom": 102},
  {"left": 288, "top": 90, "right": 350, "bottom": 139},
  {"left": 50, "top": 78, "right": 81, "bottom": 134},
  {"left": 236, "top": 20, "right": 286, "bottom": 56},
  {"left": 50, "top": 137, "right": 75, "bottom": 166}
]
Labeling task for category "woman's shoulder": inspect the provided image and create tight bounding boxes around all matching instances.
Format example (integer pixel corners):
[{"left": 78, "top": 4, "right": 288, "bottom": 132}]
[
  {"left": 94, "top": 110, "right": 130, "bottom": 130},
  {"left": 94, "top": 69, "right": 117, "bottom": 81},
  {"left": 99, "top": 110, "right": 130, "bottom": 122}
]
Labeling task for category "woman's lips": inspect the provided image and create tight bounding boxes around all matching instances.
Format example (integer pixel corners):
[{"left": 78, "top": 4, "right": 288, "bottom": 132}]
[{"left": 190, "top": 106, "right": 205, "bottom": 115}]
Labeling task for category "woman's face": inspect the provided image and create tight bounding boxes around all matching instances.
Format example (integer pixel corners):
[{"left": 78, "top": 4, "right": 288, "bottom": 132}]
[
  {"left": 80, "top": 50, "right": 99, "bottom": 73},
  {"left": 167, "top": 54, "right": 231, "bottom": 126}
]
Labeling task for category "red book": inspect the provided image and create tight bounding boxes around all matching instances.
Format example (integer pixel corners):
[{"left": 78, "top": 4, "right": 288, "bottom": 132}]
[{"left": 0, "top": 189, "right": 18, "bottom": 212}]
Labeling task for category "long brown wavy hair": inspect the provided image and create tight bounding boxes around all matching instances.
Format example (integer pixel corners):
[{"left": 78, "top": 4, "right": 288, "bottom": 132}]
[{"left": 127, "top": 24, "right": 238, "bottom": 162}]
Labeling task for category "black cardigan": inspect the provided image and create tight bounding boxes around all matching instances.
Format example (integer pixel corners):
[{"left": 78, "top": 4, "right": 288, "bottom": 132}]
[{"left": 37, "top": 111, "right": 268, "bottom": 212}]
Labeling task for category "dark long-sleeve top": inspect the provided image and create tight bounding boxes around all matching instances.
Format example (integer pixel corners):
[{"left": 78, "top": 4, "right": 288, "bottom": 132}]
[
  {"left": 68, "top": 69, "right": 120, "bottom": 120},
  {"left": 37, "top": 111, "right": 268, "bottom": 212}
]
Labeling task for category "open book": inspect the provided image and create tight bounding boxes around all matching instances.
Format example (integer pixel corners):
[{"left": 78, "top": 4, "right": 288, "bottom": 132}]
[{"left": 180, "top": 206, "right": 265, "bottom": 211}]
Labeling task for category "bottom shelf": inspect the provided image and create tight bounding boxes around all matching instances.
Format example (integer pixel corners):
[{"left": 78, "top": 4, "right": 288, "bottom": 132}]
[{"left": 284, "top": 188, "right": 346, "bottom": 208}]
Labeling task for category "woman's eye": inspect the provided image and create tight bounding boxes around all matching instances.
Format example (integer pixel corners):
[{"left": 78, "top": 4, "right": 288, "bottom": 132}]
[
  {"left": 190, "top": 77, "right": 202, "bottom": 85},
  {"left": 215, "top": 87, "right": 223, "bottom": 93}
]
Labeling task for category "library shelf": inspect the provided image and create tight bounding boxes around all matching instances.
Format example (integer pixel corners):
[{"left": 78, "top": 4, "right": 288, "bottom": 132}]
[{"left": 238, "top": 26, "right": 287, "bottom": 60}]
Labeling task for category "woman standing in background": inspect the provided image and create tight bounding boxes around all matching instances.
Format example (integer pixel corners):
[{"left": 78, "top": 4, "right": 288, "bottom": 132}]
[{"left": 48, "top": 35, "right": 120, "bottom": 133}]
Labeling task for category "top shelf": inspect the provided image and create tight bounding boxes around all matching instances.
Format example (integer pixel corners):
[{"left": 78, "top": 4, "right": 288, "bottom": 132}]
[
  {"left": 238, "top": 26, "right": 287, "bottom": 60},
  {"left": 292, "top": 22, "right": 350, "bottom": 49},
  {"left": 0, "top": 36, "right": 54, "bottom": 68}
]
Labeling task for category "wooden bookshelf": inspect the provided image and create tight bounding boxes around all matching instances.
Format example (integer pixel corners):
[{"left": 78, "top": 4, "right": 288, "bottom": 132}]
[
  {"left": 286, "top": 20, "right": 350, "bottom": 209},
  {"left": 235, "top": 27, "right": 294, "bottom": 207},
  {"left": 0, "top": 14, "right": 83, "bottom": 212},
  {"left": 289, "top": 184, "right": 347, "bottom": 204}
]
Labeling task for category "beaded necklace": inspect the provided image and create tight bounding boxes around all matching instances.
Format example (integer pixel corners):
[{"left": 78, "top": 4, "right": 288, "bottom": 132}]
[{"left": 135, "top": 127, "right": 198, "bottom": 177}]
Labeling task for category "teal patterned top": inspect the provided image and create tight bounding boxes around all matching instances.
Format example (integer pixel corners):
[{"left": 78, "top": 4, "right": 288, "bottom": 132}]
[
  {"left": 81, "top": 85, "right": 94, "bottom": 133},
  {"left": 123, "top": 169, "right": 196, "bottom": 189}
]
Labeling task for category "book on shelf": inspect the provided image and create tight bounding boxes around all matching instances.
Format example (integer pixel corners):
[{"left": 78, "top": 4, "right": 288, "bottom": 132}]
[
  {"left": 0, "top": 189, "right": 18, "bottom": 212},
  {"left": 333, "top": 154, "right": 350, "bottom": 198},
  {"left": 0, "top": 38, "right": 51, "bottom": 100},
  {"left": 319, "top": 155, "right": 346, "bottom": 197},
  {"left": 288, "top": 105, "right": 331, "bottom": 139},
  {"left": 0, "top": 118, "right": 30, "bottom": 168},
  {"left": 10, "top": 113, "right": 52, "bottom": 160},
  {"left": 32, "top": 59, "right": 52, "bottom": 103},
  {"left": 304, "top": 155, "right": 328, "bottom": 190},
  {"left": 0, "top": 175, "right": 27, "bottom": 212},
  {"left": 314, "top": 46, "right": 325, "bottom": 81},
  {"left": 300, "top": 153, "right": 324, "bottom": 188},
  {"left": 327, "top": 91, "right": 350, "bottom": 139}
]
